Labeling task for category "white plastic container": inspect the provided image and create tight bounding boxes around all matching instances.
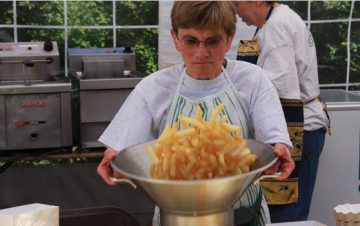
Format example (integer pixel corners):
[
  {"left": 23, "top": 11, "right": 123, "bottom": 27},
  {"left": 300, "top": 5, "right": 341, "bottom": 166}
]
[
  {"left": 0, "top": 203, "right": 59, "bottom": 226},
  {"left": 334, "top": 204, "right": 360, "bottom": 226},
  {"left": 266, "top": 220, "right": 327, "bottom": 226}
]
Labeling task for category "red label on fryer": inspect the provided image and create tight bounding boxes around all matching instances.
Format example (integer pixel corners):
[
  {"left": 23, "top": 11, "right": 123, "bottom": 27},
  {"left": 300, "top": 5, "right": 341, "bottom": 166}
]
[{"left": 21, "top": 101, "right": 46, "bottom": 108}]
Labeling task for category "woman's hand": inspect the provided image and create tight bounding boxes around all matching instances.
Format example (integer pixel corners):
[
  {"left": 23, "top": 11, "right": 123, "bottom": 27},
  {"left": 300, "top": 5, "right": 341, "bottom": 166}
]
[
  {"left": 265, "top": 143, "right": 295, "bottom": 180},
  {"left": 97, "top": 148, "right": 124, "bottom": 185}
]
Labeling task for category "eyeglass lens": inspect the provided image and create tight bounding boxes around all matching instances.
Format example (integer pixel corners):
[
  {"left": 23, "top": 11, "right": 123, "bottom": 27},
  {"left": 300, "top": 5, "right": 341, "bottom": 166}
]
[{"left": 180, "top": 37, "right": 224, "bottom": 49}]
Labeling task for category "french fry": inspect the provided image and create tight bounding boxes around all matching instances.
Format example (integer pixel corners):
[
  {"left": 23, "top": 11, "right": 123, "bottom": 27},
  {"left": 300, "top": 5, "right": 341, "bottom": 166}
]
[
  {"left": 210, "top": 103, "right": 224, "bottom": 124},
  {"left": 147, "top": 103, "right": 258, "bottom": 180},
  {"left": 147, "top": 145, "right": 159, "bottom": 164}
]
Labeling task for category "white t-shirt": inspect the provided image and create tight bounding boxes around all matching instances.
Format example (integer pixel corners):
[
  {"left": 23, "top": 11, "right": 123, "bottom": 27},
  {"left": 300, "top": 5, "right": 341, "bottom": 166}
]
[
  {"left": 257, "top": 4, "right": 329, "bottom": 131},
  {"left": 99, "top": 60, "right": 291, "bottom": 151}
]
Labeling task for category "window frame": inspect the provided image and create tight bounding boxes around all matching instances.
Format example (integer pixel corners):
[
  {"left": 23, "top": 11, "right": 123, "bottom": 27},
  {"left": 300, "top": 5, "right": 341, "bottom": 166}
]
[{"left": 0, "top": 0, "right": 159, "bottom": 75}]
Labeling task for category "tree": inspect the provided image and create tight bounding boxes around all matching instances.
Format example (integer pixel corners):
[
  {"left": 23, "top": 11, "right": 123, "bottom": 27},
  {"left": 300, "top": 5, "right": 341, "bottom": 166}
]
[{"left": 0, "top": 0, "right": 159, "bottom": 75}]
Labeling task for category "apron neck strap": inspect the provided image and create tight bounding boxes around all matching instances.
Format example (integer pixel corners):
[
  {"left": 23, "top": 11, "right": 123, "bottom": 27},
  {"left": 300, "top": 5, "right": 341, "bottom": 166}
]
[
  {"left": 253, "top": 5, "right": 274, "bottom": 40},
  {"left": 175, "top": 66, "right": 187, "bottom": 95},
  {"left": 177, "top": 64, "right": 231, "bottom": 95}
]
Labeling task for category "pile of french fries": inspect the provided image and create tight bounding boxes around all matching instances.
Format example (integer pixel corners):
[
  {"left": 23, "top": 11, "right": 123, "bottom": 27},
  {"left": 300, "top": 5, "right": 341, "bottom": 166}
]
[{"left": 147, "top": 103, "right": 257, "bottom": 180}]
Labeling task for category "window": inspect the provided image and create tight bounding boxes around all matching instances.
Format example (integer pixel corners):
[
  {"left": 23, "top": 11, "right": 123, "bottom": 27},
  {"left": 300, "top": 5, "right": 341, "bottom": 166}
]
[
  {"left": 280, "top": 1, "right": 360, "bottom": 91},
  {"left": 1, "top": 1, "right": 360, "bottom": 91},
  {"left": 0, "top": 0, "right": 159, "bottom": 75}
]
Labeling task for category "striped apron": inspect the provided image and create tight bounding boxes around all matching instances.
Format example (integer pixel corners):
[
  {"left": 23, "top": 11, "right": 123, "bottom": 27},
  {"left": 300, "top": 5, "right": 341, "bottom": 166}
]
[{"left": 152, "top": 66, "right": 270, "bottom": 226}]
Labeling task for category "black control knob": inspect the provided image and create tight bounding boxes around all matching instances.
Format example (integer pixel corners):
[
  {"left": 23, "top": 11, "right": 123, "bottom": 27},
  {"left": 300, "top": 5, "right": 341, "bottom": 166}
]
[
  {"left": 23, "top": 60, "right": 34, "bottom": 67},
  {"left": 43, "top": 40, "right": 53, "bottom": 52},
  {"left": 123, "top": 46, "right": 133, "bottom": 53},
  {"left": 30, "top": 132, "right": 39, "bottom": 141}
]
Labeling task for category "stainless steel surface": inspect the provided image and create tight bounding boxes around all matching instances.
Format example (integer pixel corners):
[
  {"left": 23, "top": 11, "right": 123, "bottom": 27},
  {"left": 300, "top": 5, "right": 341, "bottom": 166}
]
[
  {"left": 71, "top": 73, "right": 142, "bottom": 148},
  {"left": 78, "top": 88, "right": 129, "bottom": 146},
  {"left": 308, "top": 89, "right": 360, "bottom": 226},
  {"left": 0, "top": 96, "right": 5, "bottom": 150},
  {"left": 80, "top": 89, "right": 132, "bottom": 122},
  {"left": 319, "top": 89, "right": 360, "bottom": 110},
  {"left": 0, "top": 42, "right": 60, "bottom": 81},
  {"left": 110, "top": 177, "right": 137, "bottom": 189},
  {"left": 68, "top": 47, "right": 135, "bottom": 73},
  {"left": 0, "top": 81, "right": 71, "bottom": 94},
  {"left": 68, "top": 47, "right": 143, "bottom": 148},
  {"left": 266, "top": 221, "right": 327, "bottom": 226},
  {"left": 83, "top": 59, "right": 125, "bottom": 78},
  {"left": 161, "top": 209, "right": 233, "bottom": 226},
  {"left": 77, "top": 75, "right": 143, "bottom": 90},
  {"left": 320, "top": 89, "right": 360, "bottom": 103},
  {"left": 5, "top": 93, "right": 62, "bottom": 149},
  {"left": 60, "top": 92, "right": 73, "bottom": 147},
  {"left": 111, "top": 139, "right": 277, "bottom": 226},
  {"left": 0, "top": 89, "right": 73, "bottom": 150},
  {"left": 0, "top": 41, "right": 72, "bottom": 151}
]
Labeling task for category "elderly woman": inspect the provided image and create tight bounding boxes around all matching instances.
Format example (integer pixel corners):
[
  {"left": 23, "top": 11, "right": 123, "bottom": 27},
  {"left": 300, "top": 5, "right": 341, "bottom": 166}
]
[
  {"left": 97, "top": 2, "right": 294, "bottom": 225},
  {"left": 233, "top": 1, "right": 330, "bottom": 223}
]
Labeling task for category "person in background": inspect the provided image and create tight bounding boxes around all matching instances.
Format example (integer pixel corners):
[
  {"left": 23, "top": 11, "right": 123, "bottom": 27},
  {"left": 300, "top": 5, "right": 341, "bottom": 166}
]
[
  {"left": 97, "top": 2, "right": 295, "bottom": 225},
  {"left": 233, "top": 1, "right": 331, "bottom": 223}
]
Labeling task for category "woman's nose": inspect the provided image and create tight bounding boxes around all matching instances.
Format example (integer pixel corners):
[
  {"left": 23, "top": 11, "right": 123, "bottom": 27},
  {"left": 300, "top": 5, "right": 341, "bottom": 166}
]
[{"left": 194, "top": 42, "right": 210, "bottom": 57}]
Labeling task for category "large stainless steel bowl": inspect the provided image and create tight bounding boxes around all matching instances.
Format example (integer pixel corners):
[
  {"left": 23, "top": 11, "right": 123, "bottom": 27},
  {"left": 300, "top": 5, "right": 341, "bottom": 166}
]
[{"left": 111, "top": 139, "right": 277, "bottom": 216}]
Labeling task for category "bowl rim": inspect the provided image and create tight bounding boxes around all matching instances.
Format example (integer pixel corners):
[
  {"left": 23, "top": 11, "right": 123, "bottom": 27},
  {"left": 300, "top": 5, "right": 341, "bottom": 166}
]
[{"left": 111, "top": 139, "right": 278, "bottom": 185}]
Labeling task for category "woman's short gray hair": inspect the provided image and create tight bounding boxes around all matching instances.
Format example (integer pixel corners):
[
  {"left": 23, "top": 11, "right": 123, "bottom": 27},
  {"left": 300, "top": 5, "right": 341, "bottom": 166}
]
[{"left": 171, "top": 1, "right": 237, "bottom": 38}]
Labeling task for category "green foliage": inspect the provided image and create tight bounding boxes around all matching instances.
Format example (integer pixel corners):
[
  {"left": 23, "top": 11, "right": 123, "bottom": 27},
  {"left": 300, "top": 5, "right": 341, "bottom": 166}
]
[
  {"left": 0, "top": 29, "right": 14, "bottom": 42},
  {"left": 354, "top": 1, "right": 360, "bottom": 18},
  {"left": 281, "top": 1, "right": 359, "bottom": 89},
  {"left": 68, "top": 1, "right": 112, "bottom": 26},
  {"left": 116, "top": 1, "right": 158, "bottom": 25},
  {"left": 68, "top": 29, "right": 113, "bottom": 48},
  {"left": 117, "top": 28, "right": 158, "bottom": 75},
  {"left": 0, "top": 0, "right": 158, "bottom": 74},
  {"left": 12, "top": 157, "right": 102, "bottom": 166},
  {"left": 311, "top": 1, "right": 359, "bottom": 87},
  {"left": 17, "top": 1, "right": 64, "bottom": 25},
  {"left": 0, "top": 1, "right": 359, "bottom": 87},
  {"left": 311, "top": 1, "right": 351, "bottom": 20},
  {"left": 0, "top": 1, "right": 13, "bottom": 24},
  {"left": 312, "top": 22, "right": 348, "bottom": 84}
]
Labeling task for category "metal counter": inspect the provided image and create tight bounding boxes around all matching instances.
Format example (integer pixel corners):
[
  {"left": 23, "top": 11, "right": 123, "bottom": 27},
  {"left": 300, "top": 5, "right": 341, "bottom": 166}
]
[{"left": 308, "top": 89, "right": 360, "bottom": 225}]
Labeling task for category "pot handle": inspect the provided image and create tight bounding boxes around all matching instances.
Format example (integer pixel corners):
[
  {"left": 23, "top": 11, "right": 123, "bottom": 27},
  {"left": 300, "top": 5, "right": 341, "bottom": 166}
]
[
  {"left": 109, "top": 176, "right": 137, "bottom": 189},
  {"left": 253, "top": 172, "right": 282, "bottom": 185}
]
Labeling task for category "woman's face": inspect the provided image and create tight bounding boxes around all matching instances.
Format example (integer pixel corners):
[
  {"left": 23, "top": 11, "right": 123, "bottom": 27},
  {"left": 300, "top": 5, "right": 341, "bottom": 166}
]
[
  {"left": 171, "top": 28, "right": 233, "bottom": 80},
  {"left": 233, "top": 1, "right": 258, "bottom": 26}
]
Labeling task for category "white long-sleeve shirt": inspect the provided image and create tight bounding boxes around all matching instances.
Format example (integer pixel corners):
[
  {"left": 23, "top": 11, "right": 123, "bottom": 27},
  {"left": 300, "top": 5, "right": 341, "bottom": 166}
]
[{"left": 257, "top": 4, "right": 329, "bottom": 131}]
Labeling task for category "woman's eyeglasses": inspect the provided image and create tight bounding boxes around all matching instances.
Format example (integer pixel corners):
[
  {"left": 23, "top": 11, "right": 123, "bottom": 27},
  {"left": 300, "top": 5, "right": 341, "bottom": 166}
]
[{"left": 178, "top": 36, "right": 226, "bottom": 51}]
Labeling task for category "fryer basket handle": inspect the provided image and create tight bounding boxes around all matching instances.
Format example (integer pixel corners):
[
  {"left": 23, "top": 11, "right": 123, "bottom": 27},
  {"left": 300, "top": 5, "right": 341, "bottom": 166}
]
[
  {"left": 252, "top": 172, "right": 282, "bottom": 185},
  {"left": 109, "top": 176, "right": 137, "bottom": 189}
]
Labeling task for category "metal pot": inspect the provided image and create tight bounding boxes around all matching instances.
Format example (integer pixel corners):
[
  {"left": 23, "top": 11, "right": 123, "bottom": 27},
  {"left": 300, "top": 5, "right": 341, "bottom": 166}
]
[
  {"left": 111, "top": 140, "right": 277, "bottom": 226},
  {"left": 111, "top": 139, "right": 278, "bottom": 226}
]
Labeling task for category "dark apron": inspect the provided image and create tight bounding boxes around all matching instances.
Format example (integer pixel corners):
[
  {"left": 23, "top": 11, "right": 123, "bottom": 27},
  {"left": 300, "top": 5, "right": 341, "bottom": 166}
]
[
  {"left": 236, "top": 40, "right": 260, "bottom": 65},
  {"left": 261, "top": 97, "right": 332, "bottom": 204},
  {"left": 236, "top": 5, "right": 302, "bottom": 205},
  {"left": 260, "top": 99, "right": 304, "bottom": 205},
  {"left": 236, "top": 5, "right": 273, "bottom": 65},
  {"left": 238, "top": 41, "right": 303, "bottom": 204}
]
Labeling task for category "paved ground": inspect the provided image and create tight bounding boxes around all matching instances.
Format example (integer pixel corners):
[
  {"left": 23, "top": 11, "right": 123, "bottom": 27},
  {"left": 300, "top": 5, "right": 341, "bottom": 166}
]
[{"left": 0, "top": 161, "right": 155, "bottom": 226}]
